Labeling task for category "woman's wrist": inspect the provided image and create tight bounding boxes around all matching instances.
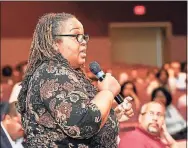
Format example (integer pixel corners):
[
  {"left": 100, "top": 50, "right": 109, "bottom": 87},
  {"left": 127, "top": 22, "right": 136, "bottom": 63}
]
[{"left": 101, "top": 89, "right": 114, "bottom": 98}]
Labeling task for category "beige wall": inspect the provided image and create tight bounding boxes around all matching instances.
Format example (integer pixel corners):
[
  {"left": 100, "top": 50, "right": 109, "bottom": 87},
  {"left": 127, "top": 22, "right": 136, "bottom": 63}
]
[
  {"left": 1, "top": 38, "right": 32, "bottom": 67},
  {"left": 1, "top": 2, "right": 186, "bottom": 68},
  {"left": 1, "top": 37, "right": 112, "bottom": 68},
  {"left": 170, "top": 36, "right": 187, "bottom": 62},
  {"left": 110, "top": 27, "right": 163, "bottom": 67},
  {"left": 1, "top": 35, "right": 186, "bottom": 68}
]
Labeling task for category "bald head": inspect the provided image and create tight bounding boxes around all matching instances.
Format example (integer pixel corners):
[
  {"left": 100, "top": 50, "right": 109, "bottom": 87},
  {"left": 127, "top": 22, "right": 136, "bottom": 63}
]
[
  {"left": 171, "top": 62, "right": 181, "bottom": 77},
  {"left": 171, "top": 62, "right": 180, "bottom": 68},
  {"left": 140, "top": 101, "right": 165, "bottom": 115},
  {"left": 138, "top": 101, "right": 165, "bottom": 136}
]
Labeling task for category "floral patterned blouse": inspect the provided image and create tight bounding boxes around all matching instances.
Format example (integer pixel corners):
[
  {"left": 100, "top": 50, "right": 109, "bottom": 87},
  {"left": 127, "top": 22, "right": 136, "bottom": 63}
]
[{"left": 17, "top": 54, "right": 119, "bottom": 148}]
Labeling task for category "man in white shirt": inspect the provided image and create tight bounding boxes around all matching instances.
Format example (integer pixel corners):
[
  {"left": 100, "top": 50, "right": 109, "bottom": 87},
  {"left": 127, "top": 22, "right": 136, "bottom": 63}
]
[
  {"left": 0, "top": 101, "right": 25, "bottom": 148},
  {"left": 170, "top": 62, "right": 186, "bottom": 90}
]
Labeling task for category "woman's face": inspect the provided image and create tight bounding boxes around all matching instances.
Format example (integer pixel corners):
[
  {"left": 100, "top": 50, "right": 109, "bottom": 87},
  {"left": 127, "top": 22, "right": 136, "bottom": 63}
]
[
  {"left": 148, "top": 72, "right": 155, "bottom": 81},
  {"left": 163, "top": 63, "right": 170, "bottom": 70},
  {"left": 56, "top": 18, "right": 88, "bottom": 69},
  {"left": 154, "top": 90, "right": 167, "bottom": 106},
  {"left": 123, "top": 83, "right": 134, "bottom": 97},
  {"left": 159, "top": 71, "right": 168, "bottom": 83}
]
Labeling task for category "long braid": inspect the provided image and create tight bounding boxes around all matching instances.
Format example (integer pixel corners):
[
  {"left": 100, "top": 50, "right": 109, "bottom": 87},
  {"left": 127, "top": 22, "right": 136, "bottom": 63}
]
[
  {"left": 26, "top": 13, "right": 56, "bottom": 76},
  {"left": 17, "top": 12, "right": 75, "bottom": 114}
]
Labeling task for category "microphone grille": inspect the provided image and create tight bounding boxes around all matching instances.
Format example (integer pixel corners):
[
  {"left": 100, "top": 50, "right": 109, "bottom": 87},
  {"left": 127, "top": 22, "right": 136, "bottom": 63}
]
[{"left": 89, "top": 61, "right": 101, "bottom": 75}]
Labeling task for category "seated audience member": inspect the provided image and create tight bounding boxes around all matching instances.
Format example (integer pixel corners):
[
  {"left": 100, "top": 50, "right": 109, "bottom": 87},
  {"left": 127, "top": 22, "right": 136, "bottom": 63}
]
[
  {"left": 1, "top": 65, "right": 13, "bottom": 85},
  {"left": 119, "top": 101, "right": 178, "bottom": 148},
  {"left": 162, "top": 63, "right": 170, "bottom": 71},
  {"left": 120, "top": 81, "right": 141, "bottom": 111},
  {"left": 13, "top": 61, "right": 28, "bottom": 83},
  {"left": 117, "top": 81, "right": 140, "bottom": 122},
  {"left": 145, "top": 70, "right": 157, "bottom": 85},
  {"left": 15, "top": 61, "right": 27, "bottom": 76},
  {"left": 0, "top": 101, "right": 25, "bottom": 148},
  {"left": 177, "top": 94, "right": 186, "bottom": 109},
  {"left": 1, "top": 66, "right": 14, "bottom": 102},
  {"left": 118, "top": 72, "right": 129, "bottom": 85},
  {"left": 177, "top": 93, "right": 187, "bottom": 120},
  {"left": 151, "top": 87, "right": 187, "bottom": 140},
  {"left": 147, "top": 69, "right": 171, "bottom": 95},
  {"left": 153, "top": 67, "right": 160, "bottom": 75},
  {"left": 129, "top": 69, "right": 143, "bottom": 84},
  {"left": 170, "top": 61, "right": 186, "bottom": 90},
  {"left": 9, "top": 61, "right": 28, "bottom": 103}
]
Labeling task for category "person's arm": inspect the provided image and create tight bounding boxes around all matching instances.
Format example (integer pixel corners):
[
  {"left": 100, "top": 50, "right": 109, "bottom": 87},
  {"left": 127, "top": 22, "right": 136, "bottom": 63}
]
[
  {"left": 91, "top": 90, "right": 114, "bottom": 128},
  {"left": 113, "top": 97, "right": 134, "bottom": 121},
  {"left": 160, "top": 124, "right": 178, "bottom": 148},
  {"left": 39, "top": 63, "right": 118, "bottom": 139},
  {"left": 146, "top": 81, "right": 159, "bottom": 95}
]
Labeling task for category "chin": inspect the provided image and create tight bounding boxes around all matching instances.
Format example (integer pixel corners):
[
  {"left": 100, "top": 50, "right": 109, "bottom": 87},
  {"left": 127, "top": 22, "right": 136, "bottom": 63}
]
[
  {"left": 78, "top": 58, "right": 86, "bottom": 65},
  {"left": 148, "top": 127, "right": 159, "bottom": 135}
]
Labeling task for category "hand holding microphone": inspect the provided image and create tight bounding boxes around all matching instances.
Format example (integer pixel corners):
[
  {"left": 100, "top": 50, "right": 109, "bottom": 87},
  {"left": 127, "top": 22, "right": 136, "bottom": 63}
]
[
  {"left": 89, "top": 61, "right": 123, "bottom": 104},
  {"left": 97, "top": 73, "right": 121, "bottom": 98},
  {"left": 114, "top": 96, "right": 134, "bottom": 121},
  {"left": 89, "top": 61, "right": 134, "bottom": 120}
]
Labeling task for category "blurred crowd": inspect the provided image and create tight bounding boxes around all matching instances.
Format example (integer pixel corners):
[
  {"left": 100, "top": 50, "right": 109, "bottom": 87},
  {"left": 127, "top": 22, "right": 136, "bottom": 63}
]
[
  {"left": 0, "top": 60, "right": 187, "bottom": 147},
  {"left": 87, "top": 60, "right": 187, "bottom": 142}
]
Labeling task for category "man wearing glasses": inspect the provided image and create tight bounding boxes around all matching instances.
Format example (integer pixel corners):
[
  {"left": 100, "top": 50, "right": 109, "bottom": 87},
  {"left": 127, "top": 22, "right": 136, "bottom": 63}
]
[{"left": 119, "top": 101, "right": 178, "bottom": 148}]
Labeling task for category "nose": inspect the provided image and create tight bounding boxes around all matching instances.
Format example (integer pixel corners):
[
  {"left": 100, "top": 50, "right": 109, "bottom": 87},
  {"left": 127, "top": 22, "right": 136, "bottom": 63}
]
[
  {"left": 152, "top": 114, "right": 158, "bottom": 121},
  {"left": 81, "top": 39, "right": 87, "bottom": 46}
]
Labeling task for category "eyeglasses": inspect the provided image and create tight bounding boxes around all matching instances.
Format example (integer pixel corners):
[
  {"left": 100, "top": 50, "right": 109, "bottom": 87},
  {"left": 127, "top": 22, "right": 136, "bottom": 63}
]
[
  {"left": 54, "top": 34, "right": 89, "bottom": 43},
  {"left": 141, "top": 111, "right": 164, "bottom": 119}
]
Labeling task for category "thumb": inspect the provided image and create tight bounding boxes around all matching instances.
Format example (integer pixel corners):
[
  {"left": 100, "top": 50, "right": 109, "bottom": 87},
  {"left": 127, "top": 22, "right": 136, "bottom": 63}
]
[
  {"left": 122, "top": 102, "right": 132, "bottom": 110},
  {"left": 124, "top": 96, "right": 133, "bottom": 102}
]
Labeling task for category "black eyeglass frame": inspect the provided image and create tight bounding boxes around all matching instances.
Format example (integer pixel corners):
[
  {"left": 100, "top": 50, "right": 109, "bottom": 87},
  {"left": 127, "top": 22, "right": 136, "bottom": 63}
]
[
  {"left": 140, "top": 112, "right": 164, "bottom": 118},
  {"left": 54, "top": 34, "right": 89, "bottom": 43}
]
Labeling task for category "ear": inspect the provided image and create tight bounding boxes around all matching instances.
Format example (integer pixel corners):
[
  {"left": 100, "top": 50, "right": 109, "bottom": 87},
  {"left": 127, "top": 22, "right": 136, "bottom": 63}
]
[
  {"left": 4, "top": 114, "right": 11, "bottom": 123},
  {"left": 52, "top": 43, "right": 59, "bottom": 51}
]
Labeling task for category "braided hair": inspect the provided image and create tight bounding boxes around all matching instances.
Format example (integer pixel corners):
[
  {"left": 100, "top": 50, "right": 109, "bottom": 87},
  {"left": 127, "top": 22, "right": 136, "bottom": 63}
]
[
  {"left": 26, "top": 12, "right": 75, "bottom": 77},
  {"left": 17, "top": 12, "right": 75, "bottom": 114}
]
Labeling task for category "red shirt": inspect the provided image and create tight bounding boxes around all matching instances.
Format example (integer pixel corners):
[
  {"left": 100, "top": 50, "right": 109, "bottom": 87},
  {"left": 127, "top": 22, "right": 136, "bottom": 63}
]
[{"left": 119, "top": 127, "right": 168, "bottom": 148}]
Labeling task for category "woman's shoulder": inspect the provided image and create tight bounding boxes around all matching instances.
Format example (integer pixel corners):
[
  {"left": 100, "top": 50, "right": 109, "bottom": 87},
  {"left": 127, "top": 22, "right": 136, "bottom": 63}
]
[{"left": 35, "top": 60, "right": 72, "bottom": 74}]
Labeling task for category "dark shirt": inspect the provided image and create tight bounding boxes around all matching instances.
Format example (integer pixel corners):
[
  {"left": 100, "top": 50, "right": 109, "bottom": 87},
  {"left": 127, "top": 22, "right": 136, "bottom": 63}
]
[
  {"left": 0, "top": 124, "right": 12, "bottom": 148},
  {"left": 18, "top": 54, "right": 119, "bottom": 148},
  {"left": 119, "top": 127, "right": 168, "bottom": 148}
]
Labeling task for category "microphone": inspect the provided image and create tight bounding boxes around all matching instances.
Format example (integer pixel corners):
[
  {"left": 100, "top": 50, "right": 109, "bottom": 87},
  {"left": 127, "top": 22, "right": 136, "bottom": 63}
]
[{"left": 89, "top": 61, "right": 124, "bottom": 104}]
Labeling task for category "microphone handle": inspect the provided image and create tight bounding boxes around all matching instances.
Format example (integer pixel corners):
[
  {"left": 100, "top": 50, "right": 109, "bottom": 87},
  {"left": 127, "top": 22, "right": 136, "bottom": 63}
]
[{"left": 97, "top": 74, "right": 124, "bottom": 104}]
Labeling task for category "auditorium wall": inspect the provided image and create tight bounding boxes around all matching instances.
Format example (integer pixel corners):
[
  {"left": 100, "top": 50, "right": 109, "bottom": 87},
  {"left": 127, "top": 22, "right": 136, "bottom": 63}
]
[
  {"left": 1, "top": 1, "right": 187, "bottom": 68},
  {"left": 1, "top": 36, "right": 186, "bottom": 68}
]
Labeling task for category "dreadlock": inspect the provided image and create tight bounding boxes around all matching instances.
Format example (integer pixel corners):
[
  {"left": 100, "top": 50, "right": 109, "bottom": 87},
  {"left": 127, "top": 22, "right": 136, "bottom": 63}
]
[
  {"left": 26, "top": 12, "right": 75, "bottom": 77},
  {"left": 17, "top": 12, "right": 75, "bottom": 114}
]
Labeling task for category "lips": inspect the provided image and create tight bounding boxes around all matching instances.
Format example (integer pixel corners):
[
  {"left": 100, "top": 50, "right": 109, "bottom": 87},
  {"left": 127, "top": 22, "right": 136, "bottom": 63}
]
[
  {"left": 149, "top": 123, "right": 159, "bottom": 128},
  {"left": 80, "top": 53, "right": 86, "bottom": 59},
  {"left": 80, "top": 50, "right": 87, "bottom": 58}
]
